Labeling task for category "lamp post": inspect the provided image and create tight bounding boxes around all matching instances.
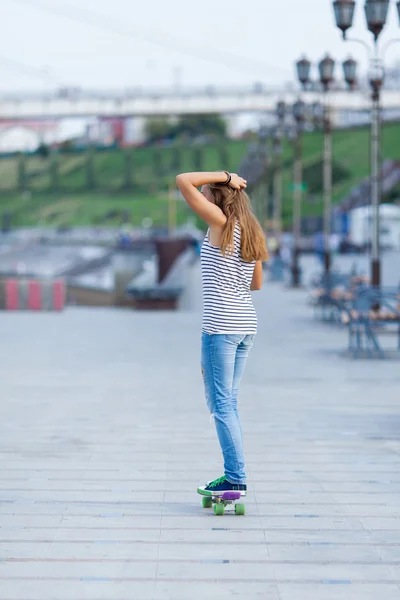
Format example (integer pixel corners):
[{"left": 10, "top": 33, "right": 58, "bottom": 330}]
[
  {"left": 296, "top": 54, "right": 357, "bottom": 276},
  {"left": 273, "top": 101, "right": 286, "bottom": 242},
  {"left": 291, "top": 99, "right": 306, "bottom": 287},
  {"left": 257, "top": 123, "right": 270, "bottom": 229},
  {"left": 319, "top": 55, "right": 335, "bottom": 274},
  {"left": 332, "top": 0, "right": 400, "bottom": 288}
]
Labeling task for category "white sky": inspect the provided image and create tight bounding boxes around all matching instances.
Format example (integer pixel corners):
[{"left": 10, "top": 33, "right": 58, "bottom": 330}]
[{"left": 3, "top": 0, "right": 400, "bottom": 91}]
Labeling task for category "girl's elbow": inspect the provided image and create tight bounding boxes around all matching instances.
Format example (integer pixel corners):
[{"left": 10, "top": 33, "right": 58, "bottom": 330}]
[
  {"left": 176, "top": 174, "right": 191, "bottom": 194},
  {"left": 176, "top": 174, "right": 184, "bottom": 188}
]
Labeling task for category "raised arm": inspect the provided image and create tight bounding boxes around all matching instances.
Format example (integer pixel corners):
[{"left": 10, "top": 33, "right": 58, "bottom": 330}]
[{"left": 176, "top": 171, "right": 246, "bottom": 227}]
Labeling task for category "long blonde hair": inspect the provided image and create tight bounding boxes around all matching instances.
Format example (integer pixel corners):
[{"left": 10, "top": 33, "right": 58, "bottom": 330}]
[{"left": 208, "top": 184, "right": 269, "bottom": 263}]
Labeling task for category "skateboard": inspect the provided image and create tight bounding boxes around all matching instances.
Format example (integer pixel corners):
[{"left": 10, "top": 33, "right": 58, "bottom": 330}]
[{"left": 200, "top": 491, "right": 245, "bottom": 516}]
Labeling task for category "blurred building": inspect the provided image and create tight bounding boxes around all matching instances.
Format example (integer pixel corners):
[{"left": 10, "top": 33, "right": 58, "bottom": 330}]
[
  {"left": 85, "top": 117, "right": 146, "bottom": 147},
  {"left": 0, "top": 120, "right": 60, "bottom": 153},
  {"left": 347, "top": 204, "right": 400, "bottom": 250}
]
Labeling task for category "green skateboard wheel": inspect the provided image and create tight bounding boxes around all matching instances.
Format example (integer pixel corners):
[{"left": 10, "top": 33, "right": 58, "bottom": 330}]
[
  {"left": 214, "top": 503, "right": 225, "bottom": 516},
  {"left": 202, "top": 497, "right": 212, "bottom": 508},
  {"left": 235, "top": 503, "right": 245, "bottom": 516}
]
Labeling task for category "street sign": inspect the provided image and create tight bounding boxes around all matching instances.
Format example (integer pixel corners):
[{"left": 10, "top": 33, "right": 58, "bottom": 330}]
[{"left": 289, "top": 182, "right": 308, "bottom": 192}]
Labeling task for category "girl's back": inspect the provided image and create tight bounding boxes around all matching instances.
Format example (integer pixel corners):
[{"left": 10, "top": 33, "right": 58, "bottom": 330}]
[{"left": 201, "top": 222, "right": 257, "bottom": 335}]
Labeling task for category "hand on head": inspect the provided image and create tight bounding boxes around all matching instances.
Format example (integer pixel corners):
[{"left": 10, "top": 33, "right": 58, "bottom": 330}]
[{"left": 229, "top": 174, "right": 247, "bottom": 190}]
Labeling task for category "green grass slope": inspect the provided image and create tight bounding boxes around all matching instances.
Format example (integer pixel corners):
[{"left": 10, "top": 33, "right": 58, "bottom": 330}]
[
  {"left": 279, "top": 122, "right": 400, "bottom": 225},
  {"left": 0, "top": 124, "right": 399, "bottom": 229}
]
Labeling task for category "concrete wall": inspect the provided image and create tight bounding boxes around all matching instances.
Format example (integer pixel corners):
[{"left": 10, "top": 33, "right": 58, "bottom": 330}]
[{"left": 67, "top": 285, "right": 117, "bottom": 307}]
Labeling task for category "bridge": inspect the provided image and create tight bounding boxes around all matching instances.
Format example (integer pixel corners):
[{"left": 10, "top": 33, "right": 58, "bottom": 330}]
[{"left": 1, "top": 85, "right": 400, "bottom": 121}]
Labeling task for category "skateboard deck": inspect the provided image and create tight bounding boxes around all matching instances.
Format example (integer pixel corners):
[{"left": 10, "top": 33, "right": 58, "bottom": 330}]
[{"left": 199, "top": 490, "right": 245, "bottom": 515}]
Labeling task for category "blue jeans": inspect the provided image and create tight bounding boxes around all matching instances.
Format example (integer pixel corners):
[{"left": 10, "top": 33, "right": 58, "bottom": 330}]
[{"left": 201, "top": 333, "right": 255, "bottom": 484}]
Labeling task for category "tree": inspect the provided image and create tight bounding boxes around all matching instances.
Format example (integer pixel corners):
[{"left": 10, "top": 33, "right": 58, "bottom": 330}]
[
  {"left": 37, "top": 142, "right": 50, "bottom": 158},
  {"left": 175, "top": 114, "right": 226, "bottom": 139},
  {"left": 144, "top": 114, "right": 227, "bottom": 144},
  {"left": 145, "top": 118, "right": 174, "bottom": 143}
]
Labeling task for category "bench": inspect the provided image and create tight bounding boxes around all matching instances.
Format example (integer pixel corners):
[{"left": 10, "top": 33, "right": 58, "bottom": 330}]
[
  {"left": 340, "top": 287, "right": 400, "bottom": 358},
  {"left": 309, "top": 271, "right": 370, "bottom": 324}
]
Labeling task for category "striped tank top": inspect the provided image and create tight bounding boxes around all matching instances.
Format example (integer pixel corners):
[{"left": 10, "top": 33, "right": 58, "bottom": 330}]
[{"left": 200, "top": 222, "right": 257, "bottom": 334}]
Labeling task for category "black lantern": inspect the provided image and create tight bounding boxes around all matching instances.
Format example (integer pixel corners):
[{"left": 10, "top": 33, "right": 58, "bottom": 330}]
[
  {"left": 276, "top": 101, "right": 286, "bottom": 122},
  {"left": 292, "top": 100, "right": 306, "bottom": 123},
  {"left": 296, "top": 56, "right": 311, "bottom": 88},
  {"left": 333, "top": 0, "right": 356, "bottom": 38},
  {"left": 397, "top": 0, "right": 400, "bottom": 24},
  {"left": 318, "top": 54, "right": 335, "bottom": 90},
  {"left": 343, "top": 56, "right": 358, "bottom": 88},
  {"left": 364, "top": 0, "right": 390, "bottom": 40}
]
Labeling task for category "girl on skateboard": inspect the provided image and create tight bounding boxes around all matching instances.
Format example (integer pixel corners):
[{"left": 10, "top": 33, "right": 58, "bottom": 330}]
[{"left": 176, "top": 171, "right": 268, "bottom": 497}]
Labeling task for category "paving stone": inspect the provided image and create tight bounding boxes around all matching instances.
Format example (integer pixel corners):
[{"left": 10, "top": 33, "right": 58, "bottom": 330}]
[
  {"left": 0, "top": 560, "right": 153, "bottom": 578},
  {"left": 266, "top": 542, "right": 383, "bottom": 562},
  {"left": 1, "top": 255, "right": 400, "bottom": 599},
  {"left": 0, "top": 580, "right": 280, "bottom": 600},
  {"left": 277, "top": 583, "right": 400, "bottom": 600},
  {"left": 156, "top": 542, "right": 270, "bottom": 560},
  {"left": 155, "top": 561, "right": 276, "bottom": 580},
  {"left": 158, "top": 528, "right": 267, "bottom": 543},
  {"left": 153, "top": 581, "right": 280, "bottom": 600},
  {"left": 272, "top": 561, "right": 395, "bottom": 581}
]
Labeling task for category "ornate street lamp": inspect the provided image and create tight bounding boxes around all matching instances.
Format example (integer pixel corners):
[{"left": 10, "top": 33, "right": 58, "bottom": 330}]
[
  {"left": 296, "top": 55, "right": 333, "bottom": 276},
  {"left": 296, "top": 53, "right": 357, "bottom": 276},
  {"left": 343, "top": 56, "right": 358, "bottom": 87},
  {"left": 273, "top": 101, "right": 286, "bottom": 243},
  {"left": 256, "top": 123, "right": 270, "bottom": 226},
  {"left": 318, "top": 54, "right": 336, "bottom": 90},
  {"left": 289, "top": 100, "right": 306, "bottom": 287},
  {"left": 333, "top": 0, "right": 356, "bottom": 38},
  {"left": 318, "top": 54, "right": 357, "bottom": 274},
  {"left": 364, "top": 0, "right": 390, "bottom": 40},
  {"left": 316, "top": 55, "right": 336, "bottom": 273},
  {"left": 296, "top": 57, "right": 312, "bottom": 87},
  {"left": 292, "top": 99, "right": 306, "bottom": 123},
  {"left": 332, "top": 0, "right": 398, "bottom": 289}
]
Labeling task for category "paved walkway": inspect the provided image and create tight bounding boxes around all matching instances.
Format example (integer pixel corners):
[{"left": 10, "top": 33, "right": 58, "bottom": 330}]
[{"left": 1, "top": 263, "right": 400, "bottom": 600}]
